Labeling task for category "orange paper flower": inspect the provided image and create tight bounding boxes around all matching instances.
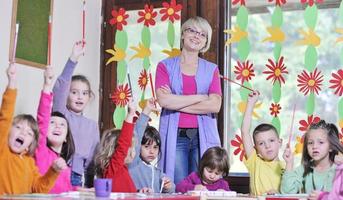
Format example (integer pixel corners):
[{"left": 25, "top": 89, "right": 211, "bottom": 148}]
[
  {"left": 137, "top": 4, "right": 157, "bottom": 27},
  {"left": 297, "top": 68, "right": 323, "bottom": 95},
  {"left": 263, "top": 56, "right": 288, "bottom": 85},
  {"left": 159, "top": 0, "right": 182, "bottom": 23},
  {"left": 269, "top": 103, "right": 282, "bottom": 117},
  {"left": 231, "top": 134, "right": 245, "bottom": 161},
  {"left": 109, "top": 8, "right": 129, "bottom": 31},
  {"left": 138, "top": 69, "right": 149, "bottom": 91},
  {"left": 234, "top": 60, "right": 255, "bottom": 84},
  {"left": 111, "top": 84, "right": 132, "bottom": 107}
]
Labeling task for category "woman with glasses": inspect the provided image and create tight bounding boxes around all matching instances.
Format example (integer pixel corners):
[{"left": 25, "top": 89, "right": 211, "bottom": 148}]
[{"left": 155, "top": 16, "right": 222, "bottom": 184}]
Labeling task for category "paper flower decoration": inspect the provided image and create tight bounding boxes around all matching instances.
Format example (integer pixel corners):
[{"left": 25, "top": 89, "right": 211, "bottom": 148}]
[
  {"left": 111, "top": 84, "right": 132, "bottom": 107},
  {"left": 329, "top": 69, "right": 343, "bottom": 96},
  {"left": 130, "top": 43, "right": 151, "bottom": 61},
  {"left": 230, "top": 134, "right": 245, "bottom": 161},
  {"left": 109, "top": 8, "right": 129, "bottom": 31},
  {"left": 159, "top": 0, "right": 182, "bottom": 23},
  {"left": 105, "top": 45, "right": 126, "bottom": 65},
  {"left": 299, "top": 115, "right": 321, "bottom": 132},
  {"left": 262, "top": 27, "right": 285, "bottom": 43},
  {"left": 268, "top": 0, "right": 287, "bottom": 6},
  {"left": 263, "top": 56, "right": 288, "bottom": 85},
  {"left": 224, "top": 26, "right": 248, "bottom": 45},
  {"left": 297, "top": 68, "right": 323, "bottom": 95},
  {"left": 137, "top": 4, "right": 157, "bottom": 27},
  {"left": 234, "top": 60, "right": 255, "bottom": 84},
  {"left": 238, "top": 101, "right": 262, "bottom": 119},
  {"left": 232, "top": 0, "right": 246, "bottom": 6},
  {"left": 296, "top": 29, "right": 321, "bottom": 47},
  {"left": 294, "top": 136, "right": 304, "bottom": 154},
  {"left": 335, "top": 28, "right": 343, "bottom": 43},
  {"left": 269, "top": 103, "right": 282, "bottom": 117},
  {"left": 138, "top": 69, "right": 148, "bottom": 90},
  {"left": 300, "top": 0, "right": 324, "bottom": 6},
  {"left": 162, "top": 48, "right": 181, "bottom": 58}
]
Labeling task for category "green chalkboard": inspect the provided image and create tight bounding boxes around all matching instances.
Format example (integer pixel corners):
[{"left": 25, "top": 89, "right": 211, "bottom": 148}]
[{"left": 10, "top": 0, "right": 53, "bottom": 68}]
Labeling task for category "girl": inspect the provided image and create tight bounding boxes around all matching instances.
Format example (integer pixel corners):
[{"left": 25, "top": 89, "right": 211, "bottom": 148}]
[
  {"left": 35, "top": 66, "right": 76, "bottom": 193},
  {"left": 52, "top": 41, "right": 100, "bottom": 187},
  {"left": 281, "top": 120, "right": 343, "bottom": 194},
  {"left": 0, "top": 63, "right": 66, "bottom": 194},
  {"left": 129, "top": 98, "right": 175, "bottom": 193},
  {"left": 94, "top": 100, "right": 137, "bottom": 192},
  {"left": 176, "top": 146, "right": 230, "bottom": 193}
]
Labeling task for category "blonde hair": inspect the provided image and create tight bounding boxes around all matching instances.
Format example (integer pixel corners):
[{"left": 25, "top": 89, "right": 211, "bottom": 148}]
[
  {"left": 181, "top": 16, "right": 212, "bottom": 53},
  {"left": 12, "top": 114, "right": 39, "bottom": 156}
]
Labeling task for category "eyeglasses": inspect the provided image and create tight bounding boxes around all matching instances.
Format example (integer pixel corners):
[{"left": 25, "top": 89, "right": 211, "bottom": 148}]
[{"left": 184, "top": 28, "right": 207, "bottom": 39}]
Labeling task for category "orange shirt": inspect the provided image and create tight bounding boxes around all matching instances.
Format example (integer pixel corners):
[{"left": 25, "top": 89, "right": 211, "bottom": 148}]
[{"left": 0, "top": 88, "right": 59, "bottom": 194}]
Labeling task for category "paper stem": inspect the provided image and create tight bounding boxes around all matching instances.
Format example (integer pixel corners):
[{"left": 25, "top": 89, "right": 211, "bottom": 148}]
[
  {"left": 127, "top": 73, "right": 133, "bottom": 99},
  {"left": 219, "top": 74, "right": 254, "bottom": 92},
  {"left": 149, "top": 69, "right": 157, "bottom": 107},
  {"left": 82, "top": 0, "right": 85, "bottom": 42},
  {"left": 288, "top": 103, "right": 297, "bottom": 146},
  {"left": 12, "top": 23, "right": 19, "bottom": 63},
  {"left": 48, "top": 16, "right": 52, "bottom": 65}
]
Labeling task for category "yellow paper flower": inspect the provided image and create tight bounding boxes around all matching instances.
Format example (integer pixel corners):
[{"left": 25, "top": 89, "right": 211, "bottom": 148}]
[
  {"left": 130, "top": 43, "right": 151, "bottom": 61},
  {"left": 335, "top": 28, "right": 343, "bottom": 43},
  {"left": 162, "top": 48, "right": 181, "bottom": 58},
  {"left": 262, "top": 27, "right": 285, "bottom": 43},
  {"left": 105, "top": 45, "right": 126, "bottom": 65},
  {"left": 296, "top": 28, "right": 321, "bottom": 46},
  {"left": 237, "top": 101, "right": 262, "bottom": 119},
  {"left": 294, "top": 136, "right": 304, "bottom": 154},
  {"left": 224, "top": 26, "right": 248, "bottom": 45}
]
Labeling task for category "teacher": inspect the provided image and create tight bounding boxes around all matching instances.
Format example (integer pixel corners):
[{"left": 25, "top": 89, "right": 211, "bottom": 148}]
[{"left": 155, "top": 16, "right": 222, "bottom": 184}]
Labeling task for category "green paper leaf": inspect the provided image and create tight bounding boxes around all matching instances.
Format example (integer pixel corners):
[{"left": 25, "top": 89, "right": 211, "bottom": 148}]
[
  {"left": 271, "top": 7, "right": 283, "bottom": 27},
  {"left": 339, "top": 1, "right": 343, "bottom": 25},
  {"left": 140, "top": 91, "right": 145, "bottom": 101},
  {"left": 272, "top": 117, "right": 281, "bottom": 136},
  {"left": 304, "top": 46, "right": 317, "bottom": 72},
  {"left": 240, "top": 81, "right": 252, "bottom": 101},
  {"left": 306, "top": 92, "right": 315, "bottom": 115},
  {"left": 143, "top": 57, "right": 150, "bottom": 70},
  {"left": 238, "top": 38, "right": 250, "bottom": 61},
  {"left": 236, "top": 114, "right": 243, "bottom": 129},
  {"left": 304, "top": 5, "right": 318, "bottom": 30},
  {"left": 141, "top": 26, "right": 151, "bottom": 48},
  {"left": 167, "top": 21, "right": 175, "bottom": 48},
  {"left": 272, "top": 81, "right": 281, "bottom": 103},
  {"left": 113, "top": 107, "right": 126, "bottom": 129},
  {"left": 273, "top": 43, "right": 282, "bottom": 60},
  {"left": 115, "top": 31, "right": 128, "bottom": 50},
  {"left": 117, "top": 61, "right": 127, "bottom": 84},
  {"left": 339, "top": 98, "right": 343, "bottom": 119},
  {"left": 236, "top": 6, "right": 249, "bottom": 30}
]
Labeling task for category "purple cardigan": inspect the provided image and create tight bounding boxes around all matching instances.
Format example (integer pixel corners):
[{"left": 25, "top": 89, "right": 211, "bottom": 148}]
[
  {"left": 52, "top": 59, "right": 100, "bottom": 175},
  {"left": 318, "top": 164, "right": 343, "bottom": 200},
  {"left": 176, "top": 172, "right": 230, "bottom": 193}
]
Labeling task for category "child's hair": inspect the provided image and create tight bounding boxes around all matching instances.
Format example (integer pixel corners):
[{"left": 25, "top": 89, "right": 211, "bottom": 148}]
[
  {"left": 12, "top": 114, "right": 39, "bottom": 156},
  {"left": 198, "top": 146, "right": 230, "bottom": 181},
  {"left": 252, "top": 123, "right": 279, "bottom": 144},
  {"left": 141, "top": 126, "right": 161, "bottom": 161},
  {"left": 48, "top": 112, "right": 75, "bottom": 162},
  {"left": 302, "top": 120, "right": 343, "bottom": 177},
  {"left": 71, "top": 75, "right": 94, "bottom": 98}
]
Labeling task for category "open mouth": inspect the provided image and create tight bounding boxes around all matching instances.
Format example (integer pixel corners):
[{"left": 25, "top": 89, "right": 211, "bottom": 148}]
[
  {"left": 15, "top": 138, "right": 24, "bottom": 147},
  {"left": 53, "top": 131, "right": 61, "bottom": 136}
]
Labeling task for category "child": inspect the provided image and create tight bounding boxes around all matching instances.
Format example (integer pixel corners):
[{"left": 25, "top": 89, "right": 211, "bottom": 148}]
[
  {"left": 241, "top": 91, "right": 283, "bottom": 195},
  {"left": 35, "top": 66, "right": 76, "bottom": 193},
  {"left": 95, "top": 100, "right": 137, "bottom": 192},
  {"left": 0, "top": 63, "right": 66, "bottom": 194},
  {"left": 281, "top": 120, "right": 343, "bottom": 195},
  {"left": 52, "top": 41, "right": 100, "bottom": 187},
  {"left": 176, "top": 146, "right": 230, "bottom": 193},
  {"left": 129, "top": 98, "right": 175, "bottom": 193}
]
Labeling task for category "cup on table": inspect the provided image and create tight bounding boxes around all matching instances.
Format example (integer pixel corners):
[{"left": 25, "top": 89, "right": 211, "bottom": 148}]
[{"left": 94, "top": 178, "right": 112, "bottom": 197}]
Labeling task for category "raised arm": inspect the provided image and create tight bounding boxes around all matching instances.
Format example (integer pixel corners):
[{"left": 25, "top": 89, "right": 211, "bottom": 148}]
[{"left": 241, "top": 91, "right": 259, "bottom": 158}]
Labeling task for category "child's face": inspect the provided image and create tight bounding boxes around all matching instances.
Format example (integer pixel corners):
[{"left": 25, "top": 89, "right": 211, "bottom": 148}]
[
  {"left": 67, "top": 80, "right": 90, "bottom": 113},
  {"left": 140, "top": 141, "right": 159, "bottom": 163},
  {"left": 47, "top": 116, "right": 68, "bottom": 149},
  {"left": 306, "top": 129, "right": 330, "bottom": 162},
  {"left": 254, "top": 130, "right": 281, "bottom": 161},
  {"left": 202, "top": 167, "right": 223, "bottom": 184},
  {"left": 8, "top": 121, "right": 34, "bottom": 154}
]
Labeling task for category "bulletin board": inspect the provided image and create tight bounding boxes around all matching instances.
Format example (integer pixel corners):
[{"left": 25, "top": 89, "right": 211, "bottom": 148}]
[{"left": 9, "top": 0, "right": 53, "bottom": 68}]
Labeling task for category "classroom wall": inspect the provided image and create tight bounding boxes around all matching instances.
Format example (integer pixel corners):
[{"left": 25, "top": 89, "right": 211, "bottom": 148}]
[{"left": 0, "top": 0, "right": 102, "bottom": 121}]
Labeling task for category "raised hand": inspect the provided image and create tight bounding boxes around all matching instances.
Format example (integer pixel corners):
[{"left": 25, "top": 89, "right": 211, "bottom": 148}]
[
  {"left": 283, "top": 145, "right": 294, "bottom": 171},
  {"left": 125, "top": 98, "right": 137, "bottom": 123},
  {"left": 247, "top": 90, "right": 260, "bottom": 105},
  {"left": 43, "top": 66, "right": 54, "bottom": 92},
  {"left": 142, "top": 98, "right": 160, "bottom": 115},
  {"left": 52, "top": 157, "right": 67, "bottom": 172},
  {"left": 6, "top": 63, "right": 17, "bottom": 89},
  {"left": 69, "top": 40, "right": 86, "bottom": 63}
]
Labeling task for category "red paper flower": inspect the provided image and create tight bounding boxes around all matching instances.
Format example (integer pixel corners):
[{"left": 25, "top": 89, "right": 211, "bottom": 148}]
[
  {"left": 109, "top": 8, "right": 129, "bottom": 31},
  {"left": 300, "top": 0, "right": 324, "bottom": 6},
  {"left": 138, "top": 69, "right": 149, "bottom": 91},
  {"left": 137, "top": 4, "right": 157, "bottom": 27},
  {"left": 263, "top": 56, "right": 288, "bottom": 85},
  {"left": 232, "top": 0, "right": 246, "bottom": 6},
  {"left": 297, "top": 68, "right": 323, "bottom": 95},
  {"left": 268, "top": 0, "right": 287, "bottom": 6},
  {"left": 299, "top": 115, "right": 320, "bottom": 132},
  {"left": 269, "top": 103, "right": 282, "bottom": 117},
  {"left": 230, "top": 134, "right": 245, "bottom": 161},
  {"left": 159, "top": 0, "right": 182, "bottom": 23},
  {"left": 329, "top": 69, "right": 343, "bottom": 96},
  {"left": 234, "top": 60, "right": 255, "bottom": 84},
  {"left": 111, "top": 84, "right": 132, "bottom": 107}
]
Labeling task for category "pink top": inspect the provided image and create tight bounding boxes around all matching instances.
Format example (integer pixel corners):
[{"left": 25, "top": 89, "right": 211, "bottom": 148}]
[
  {"left": 35, "top": 92, "right": 74, "bottom": 193},
  {"left": 155, "top": 62, "right": 222, "bottom": 128}
]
